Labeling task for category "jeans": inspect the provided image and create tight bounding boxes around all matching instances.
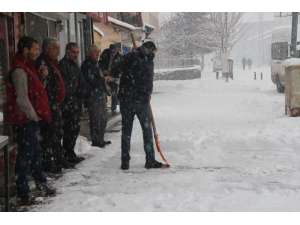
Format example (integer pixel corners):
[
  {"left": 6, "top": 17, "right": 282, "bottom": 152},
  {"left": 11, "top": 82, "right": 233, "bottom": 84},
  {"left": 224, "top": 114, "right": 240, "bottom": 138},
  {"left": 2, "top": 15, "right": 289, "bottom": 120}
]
[
  {"left": 88, "top": 99, "right": 108, "bottom": 145},
  {"left": 61, "top": 99, "right": 82, "bottom": 159},
  {"left": 120, "top": 101, "right": 155, "bottom": 163},
  {"left": 13, "top": 121, "right": 47, "bottom": 197},
  {"left": 109, "top": 82, "right": 118, "bottom": 112}
]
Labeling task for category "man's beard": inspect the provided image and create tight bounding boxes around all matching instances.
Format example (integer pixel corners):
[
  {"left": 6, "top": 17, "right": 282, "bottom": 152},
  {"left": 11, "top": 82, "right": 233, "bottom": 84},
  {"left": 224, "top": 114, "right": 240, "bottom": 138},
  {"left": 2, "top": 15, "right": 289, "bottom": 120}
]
[{"left": 27, "top": 52, "right": 36, "bottom": 60}]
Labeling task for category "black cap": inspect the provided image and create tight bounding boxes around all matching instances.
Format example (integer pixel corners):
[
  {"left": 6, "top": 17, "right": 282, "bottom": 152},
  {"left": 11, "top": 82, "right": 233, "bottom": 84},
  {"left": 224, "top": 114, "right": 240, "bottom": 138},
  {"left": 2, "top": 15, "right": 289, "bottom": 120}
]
[
  {"left": 109, "top": 44, "right": 118, "bottom": 54},
  {"left": 142, "top": 41, "right": 157, "bottom": 51}
]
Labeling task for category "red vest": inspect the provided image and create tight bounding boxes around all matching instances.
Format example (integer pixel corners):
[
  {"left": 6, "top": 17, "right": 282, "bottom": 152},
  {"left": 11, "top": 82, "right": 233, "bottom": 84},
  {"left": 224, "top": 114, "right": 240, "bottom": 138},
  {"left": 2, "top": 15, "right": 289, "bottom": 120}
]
[{"left": 6, "top": 53, "right": 52, "bottom": 125}]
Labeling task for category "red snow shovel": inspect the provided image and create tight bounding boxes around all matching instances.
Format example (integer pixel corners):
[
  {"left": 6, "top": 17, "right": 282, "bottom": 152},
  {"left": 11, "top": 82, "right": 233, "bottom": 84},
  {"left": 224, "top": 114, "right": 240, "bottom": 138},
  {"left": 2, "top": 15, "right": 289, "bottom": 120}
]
[{"left": 149, "top": 102, "right": 170, "bottom": 167}]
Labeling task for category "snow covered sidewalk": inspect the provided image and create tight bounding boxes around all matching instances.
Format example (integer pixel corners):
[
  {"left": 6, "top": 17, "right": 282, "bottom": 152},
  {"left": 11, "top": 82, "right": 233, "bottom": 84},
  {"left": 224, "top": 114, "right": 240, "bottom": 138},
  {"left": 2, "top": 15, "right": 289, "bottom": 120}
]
[{"left": 31, "top": 65, "right": 300, "bottom": 212}]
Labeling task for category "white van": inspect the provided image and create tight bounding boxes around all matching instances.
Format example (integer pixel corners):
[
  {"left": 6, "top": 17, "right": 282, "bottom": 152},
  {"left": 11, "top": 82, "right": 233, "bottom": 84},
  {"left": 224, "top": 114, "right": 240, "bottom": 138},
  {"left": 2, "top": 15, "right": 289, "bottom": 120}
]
[{"left": 271, "top": 16, "right": 300, "bottom": 93}]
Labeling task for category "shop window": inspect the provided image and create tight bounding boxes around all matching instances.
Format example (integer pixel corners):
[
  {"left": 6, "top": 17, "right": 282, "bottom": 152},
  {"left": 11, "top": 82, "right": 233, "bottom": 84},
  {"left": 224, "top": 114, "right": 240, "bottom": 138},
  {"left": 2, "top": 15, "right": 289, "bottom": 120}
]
[{"left": 0, "top": 14, "right": 14, "bottom": 137}]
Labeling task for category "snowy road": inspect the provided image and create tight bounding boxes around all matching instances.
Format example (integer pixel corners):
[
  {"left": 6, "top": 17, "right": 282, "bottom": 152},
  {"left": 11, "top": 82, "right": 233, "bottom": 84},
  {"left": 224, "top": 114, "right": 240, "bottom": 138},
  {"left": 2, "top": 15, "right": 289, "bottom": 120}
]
[{"left": 32, "top": 65, "right": 300, "bottom": 212}]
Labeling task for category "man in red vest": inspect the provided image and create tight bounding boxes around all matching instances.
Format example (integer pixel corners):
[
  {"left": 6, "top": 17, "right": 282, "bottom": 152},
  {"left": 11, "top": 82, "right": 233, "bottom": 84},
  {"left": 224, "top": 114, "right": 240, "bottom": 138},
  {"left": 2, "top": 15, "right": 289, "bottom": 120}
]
[
  {"left": 35, "top": 37, "right": 75, "bottom": 173},
  {"left": 6, "top": 36, "right": 56, "bottom": 204}
]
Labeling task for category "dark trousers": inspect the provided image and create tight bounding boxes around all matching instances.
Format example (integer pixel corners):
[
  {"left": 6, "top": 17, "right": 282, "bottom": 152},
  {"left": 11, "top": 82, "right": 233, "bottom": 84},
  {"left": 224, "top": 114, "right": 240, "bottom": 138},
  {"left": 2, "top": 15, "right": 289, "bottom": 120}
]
[
  {"left": 120, "top": 101, "right": 155, "bottom": 163},
  {"left": 88, "top": 99, "right": 107, "bottom": 145},
  {"left": 61, "top": 99, "right": 82, "bottom": 160},
  {"left": 13, "top": 121, "right": 47, "bottom": 197},
  {"left": 242, "top": 64, "right": 246, "bottom": 70},
  {"left": 109, "top": 82, "right": 118, "bottom": 112},
  {"left": 39, "top": 104, "right": 63, "bottom": 165}
]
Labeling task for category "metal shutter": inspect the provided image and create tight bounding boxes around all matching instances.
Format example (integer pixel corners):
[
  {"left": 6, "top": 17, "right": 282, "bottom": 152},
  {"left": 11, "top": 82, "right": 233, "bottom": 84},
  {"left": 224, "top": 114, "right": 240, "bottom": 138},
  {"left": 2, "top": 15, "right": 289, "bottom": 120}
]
[{"left": 25, "top": 13, "right": 47, "bottom": 47}]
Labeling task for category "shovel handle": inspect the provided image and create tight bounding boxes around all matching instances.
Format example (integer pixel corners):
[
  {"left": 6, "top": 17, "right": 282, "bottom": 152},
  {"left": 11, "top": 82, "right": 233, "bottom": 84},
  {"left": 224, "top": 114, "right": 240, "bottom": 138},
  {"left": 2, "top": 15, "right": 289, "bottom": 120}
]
[
  {"left": 131, "top": 33, "right": 137, "bottom": 48},
  {"left": 149, "top": 102, "right": 157, "bottom": 136}
]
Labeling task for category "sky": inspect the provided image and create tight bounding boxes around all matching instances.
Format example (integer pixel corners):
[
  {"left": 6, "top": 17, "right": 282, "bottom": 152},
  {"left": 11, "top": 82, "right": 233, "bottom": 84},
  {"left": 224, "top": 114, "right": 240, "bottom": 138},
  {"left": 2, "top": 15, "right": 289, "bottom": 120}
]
[
  {"left": 7, "top": 64, "right": 300, "bottom": 223},
  {"left": 242, "top": 12, "right": 275, "bottom": 23},
  {"left": 3, "top": 0, "right": 300, "bottom": 13}
]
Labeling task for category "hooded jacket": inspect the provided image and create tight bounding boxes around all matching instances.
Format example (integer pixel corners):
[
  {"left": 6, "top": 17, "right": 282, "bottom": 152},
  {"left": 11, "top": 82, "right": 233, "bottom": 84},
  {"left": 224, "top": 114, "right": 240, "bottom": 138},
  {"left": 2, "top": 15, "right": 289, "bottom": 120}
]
[
  {"left": 99, "top": 48, "right": 122, "bottom": 79},
  {"left": 117, "top": 45, "right": 155, "bottom": 103}
]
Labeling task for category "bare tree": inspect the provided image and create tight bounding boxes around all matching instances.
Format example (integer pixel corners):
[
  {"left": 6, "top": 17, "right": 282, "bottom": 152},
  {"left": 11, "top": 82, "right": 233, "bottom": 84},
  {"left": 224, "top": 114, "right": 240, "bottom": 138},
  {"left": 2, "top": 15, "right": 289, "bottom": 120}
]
[
  {"left": 208, "top": 12, "right": 245, "bottom": 54},
  {"left": 157, "top": 12, "right": 219, "bottom": 69}
]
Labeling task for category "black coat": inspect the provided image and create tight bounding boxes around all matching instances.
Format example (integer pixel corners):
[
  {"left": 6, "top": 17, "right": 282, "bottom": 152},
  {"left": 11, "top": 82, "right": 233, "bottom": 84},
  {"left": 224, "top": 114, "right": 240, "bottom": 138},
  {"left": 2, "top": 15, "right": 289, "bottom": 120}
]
[
  {"left": 58, "top": 55, "right": 86, "bottom": 102},
  {"left": 35, "top": 53, "right": 60, "bottom": 106},
  {"left": 117, "top": 46, "right": 155, "bottom": 103},
  {"left": 99, "top": 49, "right": 122, "bottom": 78},
  {"left": 81, "top": 56, "right": 106, "bottom": 108}
]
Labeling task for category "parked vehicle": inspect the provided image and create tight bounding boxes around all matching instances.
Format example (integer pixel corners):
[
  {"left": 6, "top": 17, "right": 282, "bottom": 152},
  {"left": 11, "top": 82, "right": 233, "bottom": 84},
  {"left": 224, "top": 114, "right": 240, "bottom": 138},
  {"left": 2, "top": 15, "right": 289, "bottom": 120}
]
[{"left": 271, "top": 16, "right": 300, "bottom": 93}]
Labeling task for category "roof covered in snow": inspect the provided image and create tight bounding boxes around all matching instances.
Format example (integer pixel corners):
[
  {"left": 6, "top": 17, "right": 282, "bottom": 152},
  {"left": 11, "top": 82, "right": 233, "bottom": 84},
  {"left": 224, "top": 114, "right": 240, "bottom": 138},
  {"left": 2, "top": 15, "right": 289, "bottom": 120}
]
[
  {"left": 108, "top": 16, "right": 135, "bottom": 30},
  {"left": 144, "top": 22, "right": 155, "bottom": 30},
  {"left": 93, "top": 25, "right": 104, "bottom": 36}
]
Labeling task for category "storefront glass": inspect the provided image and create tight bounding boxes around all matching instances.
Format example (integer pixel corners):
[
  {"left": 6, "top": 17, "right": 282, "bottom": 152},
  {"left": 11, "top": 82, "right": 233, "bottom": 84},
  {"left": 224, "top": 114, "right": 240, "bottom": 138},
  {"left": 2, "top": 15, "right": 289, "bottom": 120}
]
[{"left": 0, "top": 14, "right": 14, "bottom": 137}]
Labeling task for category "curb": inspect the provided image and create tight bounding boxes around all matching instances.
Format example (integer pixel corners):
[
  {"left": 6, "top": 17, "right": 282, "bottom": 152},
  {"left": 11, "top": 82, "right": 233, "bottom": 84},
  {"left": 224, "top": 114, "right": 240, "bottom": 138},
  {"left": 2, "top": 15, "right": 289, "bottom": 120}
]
[{"left": 105, "top": 114, "right": 122, "bottom": 131}]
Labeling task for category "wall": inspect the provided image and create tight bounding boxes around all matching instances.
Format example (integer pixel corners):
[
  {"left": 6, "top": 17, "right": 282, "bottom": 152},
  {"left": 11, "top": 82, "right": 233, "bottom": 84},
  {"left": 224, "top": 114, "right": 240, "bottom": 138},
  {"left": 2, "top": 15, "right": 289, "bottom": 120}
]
[
  {"left": 94, "top": 22, "right": 121, "bottom": 53},
  {"left": 93, "top": 31, "right": 102, "bottom": 52}
]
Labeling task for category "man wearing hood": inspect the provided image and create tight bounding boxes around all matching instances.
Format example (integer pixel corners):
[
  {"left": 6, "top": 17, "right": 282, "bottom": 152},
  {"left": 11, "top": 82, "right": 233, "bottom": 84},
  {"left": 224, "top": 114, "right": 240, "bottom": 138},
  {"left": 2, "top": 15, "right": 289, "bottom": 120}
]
[{"left": 117, "top": 41, "right": 162, "bottom": 170}]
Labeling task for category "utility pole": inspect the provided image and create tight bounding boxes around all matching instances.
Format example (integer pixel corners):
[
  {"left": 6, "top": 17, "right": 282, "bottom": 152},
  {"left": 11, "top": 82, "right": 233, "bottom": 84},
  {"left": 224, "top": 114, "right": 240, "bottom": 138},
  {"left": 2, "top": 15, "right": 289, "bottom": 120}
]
[
  {"left": 258, "top": 13, "right": 264, "bottom": 66},
  {"left": 171, "top": 12, "right": 173, "bottom": 68},
  {"left": 291, "top": 12, "right": 298, "bottom": 58},
  {"left": 224, "top": 12, "right": 228, "bottom": 52}
]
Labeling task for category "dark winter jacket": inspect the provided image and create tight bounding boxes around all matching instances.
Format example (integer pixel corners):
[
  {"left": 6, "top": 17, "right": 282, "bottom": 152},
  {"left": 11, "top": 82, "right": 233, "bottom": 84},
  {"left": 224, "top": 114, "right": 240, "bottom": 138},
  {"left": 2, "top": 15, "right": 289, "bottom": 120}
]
[
  {"left": 6, "top": 52, "right": 51, "bottom": 124},
  {"left": 81, "top": 56, "right": 106, "bottom": 108},
  {"left": 99, "top": 49, "right": 122, "bottom": 78},
  {"left": 117, "top": 45, "right": 155, "bottom": 103},
  {"left": 58, "top": 55, "right": 86, "bottom": 103},
  {"left": 35, "top": 53, "right": 65, "bottom": 106},
  {"left": 247, "top": 59, "right": 252, "bottom": 65}
]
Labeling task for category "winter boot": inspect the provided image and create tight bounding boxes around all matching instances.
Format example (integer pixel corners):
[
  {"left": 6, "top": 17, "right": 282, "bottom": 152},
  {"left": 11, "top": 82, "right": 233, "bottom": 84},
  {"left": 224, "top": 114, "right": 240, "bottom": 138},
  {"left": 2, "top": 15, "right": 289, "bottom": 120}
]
[
  {"left": 60, "top": 158, "right": 76, "bottom": 169},
  {"left": 19, "top": 192, "right": 36, "bottom": 205},
  {"left": 43, "top": 162, "right": 62, "bottom": 173},
  {"left": 121, "top": 162, "right": 130, "bottom": 170},
  {"left": 36, "top": 184, "right": 56, "bottom": 197},
  {"left": 144, "top": 160, "right": 162, "bottom": 169}
]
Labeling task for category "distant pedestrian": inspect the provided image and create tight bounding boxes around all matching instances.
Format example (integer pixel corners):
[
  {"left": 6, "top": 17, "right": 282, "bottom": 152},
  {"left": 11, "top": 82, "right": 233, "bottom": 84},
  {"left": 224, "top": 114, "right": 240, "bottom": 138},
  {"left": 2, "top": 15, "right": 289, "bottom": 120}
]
[
  {"left": 247, "top": 58, "right": 252, "bottom": 70},
  {"left": 242, "top": 57, "right": 246, "bottom": 70},
  {"left": 6, "top": 36, "right": 56, "bottom": 204}
]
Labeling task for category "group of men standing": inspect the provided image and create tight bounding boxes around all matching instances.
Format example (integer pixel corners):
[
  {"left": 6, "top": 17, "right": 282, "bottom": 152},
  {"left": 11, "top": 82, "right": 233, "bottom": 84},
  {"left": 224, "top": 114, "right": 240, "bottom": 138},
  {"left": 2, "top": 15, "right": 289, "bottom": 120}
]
[{"left": 6, "top": 35, "right": 162, "bottom": 205}]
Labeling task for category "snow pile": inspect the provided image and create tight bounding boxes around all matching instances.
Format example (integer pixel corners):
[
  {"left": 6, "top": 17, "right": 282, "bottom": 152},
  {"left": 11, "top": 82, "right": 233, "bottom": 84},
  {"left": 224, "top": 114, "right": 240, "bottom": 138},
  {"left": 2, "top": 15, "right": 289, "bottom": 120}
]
[
  {"left": 108, "top": 16, "right": 135, "bottom": 30},
  {"left": 29, "top": 65, "right": 300, "bottom": 213},
  {"left": 282, "top": 58, "right": 300, "bottom": 67},
  {"left": 93, "top": 25, "right": 104, "bottom": 36}
]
